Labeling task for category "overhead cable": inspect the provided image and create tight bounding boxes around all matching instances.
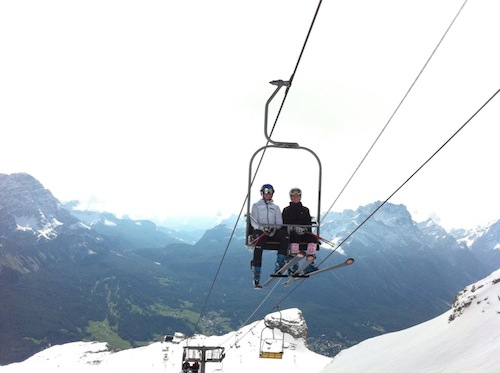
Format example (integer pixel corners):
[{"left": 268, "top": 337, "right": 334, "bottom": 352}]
[
  {"left": 277, "top": 88, "right": 500, "bottom": 305},
  {"left": 323, "top": 0, "right": 470, "bottom": 219},
  {"left": 189, "top": 0, "right": 325, "bottom": 340}
]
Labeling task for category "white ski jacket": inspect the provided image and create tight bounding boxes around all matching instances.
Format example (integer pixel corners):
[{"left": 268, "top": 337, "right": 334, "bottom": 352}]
[{"left": 250, "top": 198, "right": 283, "bottom": 229}]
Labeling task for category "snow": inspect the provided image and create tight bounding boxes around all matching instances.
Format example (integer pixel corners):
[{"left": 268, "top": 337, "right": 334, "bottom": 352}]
[
  {"left": 454, "top": 225, "right": 488, "bottom": 248},
  {"left": 0, "top": 308, "right": 330, "bottom": 373},
  {"left": 15, "top": 216, "right": 38, "bottom": 233},
  {"left": 2, "top": 272, "right": 500, "bottom": 373},
  {"left": 322, "top": 269, "right": 500, "bottom": 373},
  {"left": 103, "top": 219, "right": 117, "bottom": 227},
  {"left": 15, "top": 224, "right": 33, "bottom": 233},
  {"left": 14, "top": 214, "right": 63, "bottom": 239}
]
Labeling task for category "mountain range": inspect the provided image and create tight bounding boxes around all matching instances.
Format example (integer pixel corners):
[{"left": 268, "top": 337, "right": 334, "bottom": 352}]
[{"left": 1, "top": 172, "right": 499, "bottom": 365}]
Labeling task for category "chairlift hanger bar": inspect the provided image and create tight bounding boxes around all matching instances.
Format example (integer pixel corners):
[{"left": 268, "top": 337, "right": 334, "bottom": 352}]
[{"left": 264, "top": 80, "right": 299, "bottom": 148}]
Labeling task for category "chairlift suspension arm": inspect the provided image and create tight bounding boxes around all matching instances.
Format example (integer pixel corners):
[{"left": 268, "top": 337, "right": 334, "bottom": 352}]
[{"left": 264, "top": 80, "right": 298, "bottom": 148}]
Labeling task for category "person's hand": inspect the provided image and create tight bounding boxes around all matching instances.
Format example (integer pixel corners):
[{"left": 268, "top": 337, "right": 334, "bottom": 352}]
[{"left": 294, "top": 226, "right": 306, "bottom": 235}]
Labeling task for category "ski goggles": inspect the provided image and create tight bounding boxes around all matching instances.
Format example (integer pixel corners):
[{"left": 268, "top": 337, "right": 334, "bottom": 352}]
[
  {"left": 289, "top": 188, "right": 302, "bottom": 196},
  {"left": 262, "top": 187, "right": 274, "bottom": 194}
]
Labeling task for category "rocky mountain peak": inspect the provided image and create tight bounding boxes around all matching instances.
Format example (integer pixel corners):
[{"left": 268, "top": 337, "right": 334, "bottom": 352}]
[
  {"left": 0, "top": 172, "right": 80, "bottom": 237},
  {"left": 264, "top": 308, "right": 308, "bottom": 340},
  {"left": 0, "top": 173, "right": 108, "bottom": 274}
]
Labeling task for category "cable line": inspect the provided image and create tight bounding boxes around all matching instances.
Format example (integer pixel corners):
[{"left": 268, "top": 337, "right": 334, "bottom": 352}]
[
  {"left": 252, "top": 0, "right": 324, "bottom": 179},
  {"left": 189, "top": 0, "right": 325, "bottom": 341},
  {"left": 264, "top": 0, "right": 472, "bottom": 319},
  {"left": 323, "top": 0, "right": 470, "bottom": 219},
  {"left": 196, "top": 0, "right": 472, "bottom": 344},
  {"left": 188, "top": 0, "right": 477, "bottom": 350},
  {"left": 276, "top": 88, "right": 500, "bottom": 306}
]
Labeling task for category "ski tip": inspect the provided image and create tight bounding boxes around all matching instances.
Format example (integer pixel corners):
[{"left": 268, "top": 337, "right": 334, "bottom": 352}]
[{"left": 346, "top": 258, "right": 355, "bottom": 265}]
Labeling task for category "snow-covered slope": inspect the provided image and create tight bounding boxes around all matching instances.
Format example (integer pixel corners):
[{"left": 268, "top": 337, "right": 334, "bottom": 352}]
[
  {"left": 0, "top": 308, "right": 331, "bottom": 372},
  {"left": 2, "top": 270, "right": 500, "bottom": 373},
  {"left": 322, "top": 269, "right": 500, "bottom": 373}
]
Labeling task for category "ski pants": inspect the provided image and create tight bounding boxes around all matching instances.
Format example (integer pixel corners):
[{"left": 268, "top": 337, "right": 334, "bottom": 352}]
[{"left": 252, "top": 229, "right": 288, "bottom": 267}]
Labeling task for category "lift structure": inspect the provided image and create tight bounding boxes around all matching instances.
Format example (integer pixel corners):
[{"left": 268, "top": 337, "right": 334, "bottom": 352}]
[
  {"left": 245, "top": 79, "right": 355, "bottom": 286},
  {"left": 246, "top": 79, "right": 323, "bottom": 246},
  {"left": 259, "top": 325, "right": 285, "bottom": 359},
  {"left": 182, "top": 346, "right": 225, "bottom": 373}
]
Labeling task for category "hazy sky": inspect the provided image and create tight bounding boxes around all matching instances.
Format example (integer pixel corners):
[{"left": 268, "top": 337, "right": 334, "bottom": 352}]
[{"left": 1, "top": 0, "right": 499, "bottom": 230}]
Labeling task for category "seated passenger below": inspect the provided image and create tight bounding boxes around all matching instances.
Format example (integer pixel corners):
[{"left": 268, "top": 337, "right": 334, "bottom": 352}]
[
  {"left": 282, "top": 187, "right": 318, "bottom": 274},
  {"left": 191, "top": 359, "right": 200, "bottom": 373},
  {"left": 182, "top": 360, "right": 191, "bottom": 373},
  {"left": 250, "top": 183, "right": 289, "bottom": 288}
]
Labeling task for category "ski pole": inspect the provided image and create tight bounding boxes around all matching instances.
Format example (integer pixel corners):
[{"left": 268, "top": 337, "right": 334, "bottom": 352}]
[
  {"left": 248, "top": 232, "right": 265, "bottom": 246},
  {"left": 307, "top": 232, "right": 336, "bottom": 247}
]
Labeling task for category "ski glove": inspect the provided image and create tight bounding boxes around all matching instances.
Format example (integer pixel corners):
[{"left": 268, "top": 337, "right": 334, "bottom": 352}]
[
  {"left": 294, "top": 226, "right": 306, "bottom": 235},
  {"left": 264, "top": 228, "right": 276, "bottom": 237}
]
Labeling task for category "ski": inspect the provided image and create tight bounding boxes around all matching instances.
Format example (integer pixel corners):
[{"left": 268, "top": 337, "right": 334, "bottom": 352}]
[
  {"left": 284, "top": 258, "right": 354, "bottom": 286},
  {"left": 260, "top": 255, "right": 303, "bottom": 288}
]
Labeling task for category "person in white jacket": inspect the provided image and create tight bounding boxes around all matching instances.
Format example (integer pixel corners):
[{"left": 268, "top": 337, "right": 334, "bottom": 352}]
[{"left": 250, "top": 183, "right": 289, "bottom": 288}]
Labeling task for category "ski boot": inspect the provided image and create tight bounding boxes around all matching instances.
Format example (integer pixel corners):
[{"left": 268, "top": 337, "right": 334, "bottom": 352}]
[
  {"left": 274, "top": 254, "right": 287, "bottom": 274},
  {"left": 251, "top": 261, "right": 262, "bottom": 289},
  {"left": 304, "top": 255, "right": 318, "bottom": 274}
]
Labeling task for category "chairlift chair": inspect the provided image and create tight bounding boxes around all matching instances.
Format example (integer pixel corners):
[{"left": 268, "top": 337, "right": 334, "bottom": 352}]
[{"left": 246, "top": 79, "right": 323, "bottom": 251}]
